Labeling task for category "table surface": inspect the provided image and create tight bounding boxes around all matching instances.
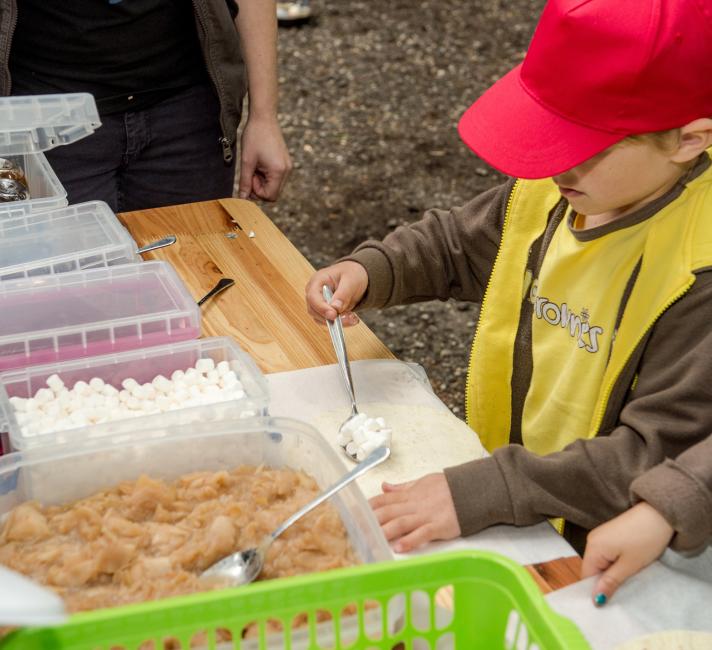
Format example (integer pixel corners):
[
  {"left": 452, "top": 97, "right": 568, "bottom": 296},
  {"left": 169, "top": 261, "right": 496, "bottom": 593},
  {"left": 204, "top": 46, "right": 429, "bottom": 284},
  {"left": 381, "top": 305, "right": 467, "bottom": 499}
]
[{"left": 120, "top": 198, "right": 582, "bottom": 592}]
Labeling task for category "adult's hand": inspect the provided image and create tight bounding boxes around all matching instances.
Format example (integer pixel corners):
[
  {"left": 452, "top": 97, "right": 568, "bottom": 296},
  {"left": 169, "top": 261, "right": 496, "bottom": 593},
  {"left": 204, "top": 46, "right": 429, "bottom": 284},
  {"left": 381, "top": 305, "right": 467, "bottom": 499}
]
[{"left": 238, "top": 116, "right": 292, "bottom": 201}]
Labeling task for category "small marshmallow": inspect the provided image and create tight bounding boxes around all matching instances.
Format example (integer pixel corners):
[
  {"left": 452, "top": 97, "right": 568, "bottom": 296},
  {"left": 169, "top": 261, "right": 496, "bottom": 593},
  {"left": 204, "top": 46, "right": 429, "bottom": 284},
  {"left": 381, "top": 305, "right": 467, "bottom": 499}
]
[
  {"left": 89, "top": 377, "right": 105, "bottom": 392},
  {"left": 34, "top": 388, "right": 54, "bottom": 405},
  {"left": 46, "top": 374, "right": 65, "bottom": 393},
  {"left": 194, "top": 358, "right": 215, "bottom": 374}
]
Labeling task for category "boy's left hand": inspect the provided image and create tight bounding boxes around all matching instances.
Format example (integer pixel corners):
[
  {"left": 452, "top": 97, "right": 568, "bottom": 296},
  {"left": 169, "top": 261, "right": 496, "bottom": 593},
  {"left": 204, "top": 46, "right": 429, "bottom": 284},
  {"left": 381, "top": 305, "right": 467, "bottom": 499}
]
[
  {"left": 369, "top": 473, "right": 461, "bottom": 552},
  {"left": 581, "top": 501, "right": 674, "bottom": 605}
]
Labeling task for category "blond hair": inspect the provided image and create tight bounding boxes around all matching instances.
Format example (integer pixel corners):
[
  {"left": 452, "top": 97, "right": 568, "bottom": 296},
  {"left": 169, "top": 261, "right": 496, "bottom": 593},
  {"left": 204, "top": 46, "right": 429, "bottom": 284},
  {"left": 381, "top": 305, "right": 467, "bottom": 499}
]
[{"left": 624, "top": 128, "right": 682, "bottom": 152}]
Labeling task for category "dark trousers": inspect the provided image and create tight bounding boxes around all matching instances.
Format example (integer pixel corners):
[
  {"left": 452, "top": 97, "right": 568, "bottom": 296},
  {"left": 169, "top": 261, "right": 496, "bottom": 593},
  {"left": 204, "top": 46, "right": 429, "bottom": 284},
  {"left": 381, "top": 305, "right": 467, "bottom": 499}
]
[{"left": 45, "top": 84, "right": 237, "bottom": 213}]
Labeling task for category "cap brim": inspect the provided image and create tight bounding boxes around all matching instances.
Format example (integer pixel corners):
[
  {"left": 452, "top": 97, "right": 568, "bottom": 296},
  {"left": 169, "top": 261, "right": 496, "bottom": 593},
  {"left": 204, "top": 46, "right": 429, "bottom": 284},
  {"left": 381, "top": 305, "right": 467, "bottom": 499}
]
[{"left": 458, "top": 64, "right": 626, "bottom": 179}]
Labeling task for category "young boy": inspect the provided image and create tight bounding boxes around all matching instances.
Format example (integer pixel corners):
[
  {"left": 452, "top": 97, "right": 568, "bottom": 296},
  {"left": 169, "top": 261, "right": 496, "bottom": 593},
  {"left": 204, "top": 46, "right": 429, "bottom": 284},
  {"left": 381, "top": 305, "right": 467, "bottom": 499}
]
[
  {"left": 305, "top": 0, "right": 712, "bottom": 554},
  {"left": 582, "top": 433, "right": 712, "bottom": 606}
]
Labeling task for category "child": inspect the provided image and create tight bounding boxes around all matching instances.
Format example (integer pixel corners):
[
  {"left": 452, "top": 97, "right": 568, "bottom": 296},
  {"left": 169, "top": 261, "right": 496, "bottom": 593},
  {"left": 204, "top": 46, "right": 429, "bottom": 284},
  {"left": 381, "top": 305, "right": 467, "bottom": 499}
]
[
  {"left": 305, "top": 0, "right": 712, "bottom": 554},
  {"left": 582, "top": 433, "right": 712, "bottom": 605}
]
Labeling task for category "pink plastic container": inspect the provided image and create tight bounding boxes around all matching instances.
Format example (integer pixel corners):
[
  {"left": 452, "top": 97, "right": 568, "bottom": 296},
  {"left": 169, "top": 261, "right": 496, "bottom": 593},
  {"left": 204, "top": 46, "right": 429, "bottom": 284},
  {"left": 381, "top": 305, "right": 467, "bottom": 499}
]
[{"left": 0, "top": 261, "right": 200, "bottom": 372}]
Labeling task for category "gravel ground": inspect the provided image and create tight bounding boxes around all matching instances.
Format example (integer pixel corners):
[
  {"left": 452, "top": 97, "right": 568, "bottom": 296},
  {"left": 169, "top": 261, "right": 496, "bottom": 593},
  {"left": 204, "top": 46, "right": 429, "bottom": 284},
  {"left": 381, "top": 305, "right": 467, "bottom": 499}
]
[{"left": 261, "top": 0, "right": 544, "bottom": 416}]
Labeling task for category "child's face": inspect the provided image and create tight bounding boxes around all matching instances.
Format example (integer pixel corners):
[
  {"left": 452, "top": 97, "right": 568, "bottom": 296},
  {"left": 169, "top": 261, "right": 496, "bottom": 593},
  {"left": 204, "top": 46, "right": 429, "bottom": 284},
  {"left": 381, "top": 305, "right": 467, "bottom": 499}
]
[{"left": 551, "top": 139, "right": 685, "bottom": 219}]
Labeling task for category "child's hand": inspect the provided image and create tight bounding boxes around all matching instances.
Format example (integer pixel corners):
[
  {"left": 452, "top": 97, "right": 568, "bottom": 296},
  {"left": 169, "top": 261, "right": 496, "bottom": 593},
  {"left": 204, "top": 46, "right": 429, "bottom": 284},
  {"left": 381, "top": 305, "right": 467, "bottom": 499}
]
[
  {"left": 581, "top": 502, "right": 674, "bottom": 606},
  {"left": 305, "top": 261, "right": 369, "bottom": 325},
  {"left": 369, "top": 473, "right": 461, "bottom": 553}
]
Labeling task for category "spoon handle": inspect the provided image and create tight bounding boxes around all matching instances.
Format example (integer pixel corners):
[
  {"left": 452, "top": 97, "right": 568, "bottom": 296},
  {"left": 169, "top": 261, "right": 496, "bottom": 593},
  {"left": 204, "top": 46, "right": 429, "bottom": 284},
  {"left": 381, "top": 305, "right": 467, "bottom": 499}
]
[
  {"left": 322, "top": 285, "right": 358, "bottom": 415},
  {"left": 197, "top": 277, "right": 235, "bottom": 306},
  {"left": 270, "top": 445, "right": 390, "bottom": 541},
  {"left": 136, "top": 235, "right": 177, "bottom": 255}
]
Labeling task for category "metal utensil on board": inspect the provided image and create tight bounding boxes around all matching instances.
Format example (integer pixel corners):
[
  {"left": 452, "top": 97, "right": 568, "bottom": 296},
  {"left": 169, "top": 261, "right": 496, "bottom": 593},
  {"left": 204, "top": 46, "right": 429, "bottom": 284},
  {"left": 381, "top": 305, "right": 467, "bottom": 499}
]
[
  {"left": 135, "top": 235, "right": 177, "bottom": 255},
  {"left": 201, "top": 445, "right": 390, "bottom": 587},
  {"left": 322, "top": 284, "right": 363, "bottom": 462},
  {"left": 197, "top": 277, "right": 235, "bottom": 307}
]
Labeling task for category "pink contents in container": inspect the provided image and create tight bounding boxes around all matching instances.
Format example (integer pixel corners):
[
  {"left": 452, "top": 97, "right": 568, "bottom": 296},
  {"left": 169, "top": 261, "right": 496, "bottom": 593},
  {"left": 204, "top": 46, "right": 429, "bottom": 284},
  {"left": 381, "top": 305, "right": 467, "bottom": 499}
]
[{"left": 0, "top": 261, "right": 200, "bottom": 372}]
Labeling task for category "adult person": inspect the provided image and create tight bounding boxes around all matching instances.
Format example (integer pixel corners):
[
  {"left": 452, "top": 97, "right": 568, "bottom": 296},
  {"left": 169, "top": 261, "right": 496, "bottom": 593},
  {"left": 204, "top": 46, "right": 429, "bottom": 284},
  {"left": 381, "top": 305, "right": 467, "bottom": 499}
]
[{"left": 0, "top": 0, "right": 292, "bottom": 212}]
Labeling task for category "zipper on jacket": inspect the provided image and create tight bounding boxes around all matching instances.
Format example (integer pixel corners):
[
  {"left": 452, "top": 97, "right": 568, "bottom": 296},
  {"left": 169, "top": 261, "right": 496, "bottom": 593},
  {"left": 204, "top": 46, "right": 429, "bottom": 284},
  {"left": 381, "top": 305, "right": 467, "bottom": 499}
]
[
  {"left": 589, "top": 279, "right": 694, "bottom": 435},
  {"left": 191, "top": 0, "right": 235, "bottom": 163},
  {"left": 1, "top": 4, "right": 18, "bottom": 94},
  {"left": 464, "top": 179, "right": 520, "bottom": 427}
]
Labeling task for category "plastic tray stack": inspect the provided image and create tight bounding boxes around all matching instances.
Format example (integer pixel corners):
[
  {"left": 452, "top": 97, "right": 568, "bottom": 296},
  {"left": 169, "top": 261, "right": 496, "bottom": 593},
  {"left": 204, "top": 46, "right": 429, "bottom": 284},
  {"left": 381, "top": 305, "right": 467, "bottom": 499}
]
[
  {"left": 0, "top": 261, "right": 201, "bottom": 373},
  {"left": 0, "top": 200, "right": 139, "bottom": 281},
  {"left": 0, "top": 93, "right": 100, "bottom": 219}
]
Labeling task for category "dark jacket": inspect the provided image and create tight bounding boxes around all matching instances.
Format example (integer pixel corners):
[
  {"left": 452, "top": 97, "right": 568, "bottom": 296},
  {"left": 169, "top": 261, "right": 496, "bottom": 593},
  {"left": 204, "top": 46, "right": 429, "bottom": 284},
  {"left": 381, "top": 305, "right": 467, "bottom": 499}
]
[{"left": 0, "top": 0, "right": 246, "bottom": 161}]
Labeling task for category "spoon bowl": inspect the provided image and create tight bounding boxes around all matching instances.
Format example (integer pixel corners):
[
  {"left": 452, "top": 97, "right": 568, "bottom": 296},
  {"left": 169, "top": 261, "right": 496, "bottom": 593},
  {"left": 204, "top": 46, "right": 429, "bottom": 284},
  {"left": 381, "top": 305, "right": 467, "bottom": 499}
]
[
  {"left": 201, "top": 445, "right": 390, "bottom": 587},
  {"left": 0, "top": 565, "right": 67, "bottom": 627}
]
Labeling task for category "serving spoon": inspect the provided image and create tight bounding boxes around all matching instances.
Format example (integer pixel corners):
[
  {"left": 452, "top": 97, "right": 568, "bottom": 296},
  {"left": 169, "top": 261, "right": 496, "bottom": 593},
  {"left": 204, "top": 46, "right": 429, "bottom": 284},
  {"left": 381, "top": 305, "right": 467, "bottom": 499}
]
[
  {"left": 201, "top": 445, "right": 390, "bottom": 587},
  {"left": 0, "top": 565, "right": 67, "bottom": 627},
  {"left": 322, "top": 284, "right": 362, "bottom": 461}
]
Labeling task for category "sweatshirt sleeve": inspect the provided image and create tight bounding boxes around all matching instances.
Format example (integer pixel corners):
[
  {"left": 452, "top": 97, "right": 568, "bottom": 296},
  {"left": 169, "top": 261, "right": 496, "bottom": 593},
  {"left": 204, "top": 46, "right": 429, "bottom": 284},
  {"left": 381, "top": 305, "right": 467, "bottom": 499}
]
[
  {"left": 630, "top": 435, "right": 712, "bottom": 553},
  {"left": 444, "top": 271, "right": 712, "bottom": 539},
  {"left": 342, "top": 180, "right": 514, "bottom": 310}
]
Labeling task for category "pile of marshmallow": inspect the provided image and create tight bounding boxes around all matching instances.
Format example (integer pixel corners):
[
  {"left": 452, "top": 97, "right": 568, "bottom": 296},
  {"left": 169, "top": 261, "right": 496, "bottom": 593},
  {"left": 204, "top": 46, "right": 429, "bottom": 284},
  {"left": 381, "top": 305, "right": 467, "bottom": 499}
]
[
  {"left": 336, "top": 413, "right": 392, "bottom": 461},
  {"left": 9, "top": 358, "right": 254, "bottom": 438}
]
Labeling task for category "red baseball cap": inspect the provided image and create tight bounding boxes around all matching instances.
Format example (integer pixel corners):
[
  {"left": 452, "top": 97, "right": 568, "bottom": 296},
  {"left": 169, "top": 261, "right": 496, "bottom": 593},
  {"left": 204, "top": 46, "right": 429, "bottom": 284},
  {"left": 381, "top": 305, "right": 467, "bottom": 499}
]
[{"left": 458, "top": 0, "right": 712, "bottom": 179}]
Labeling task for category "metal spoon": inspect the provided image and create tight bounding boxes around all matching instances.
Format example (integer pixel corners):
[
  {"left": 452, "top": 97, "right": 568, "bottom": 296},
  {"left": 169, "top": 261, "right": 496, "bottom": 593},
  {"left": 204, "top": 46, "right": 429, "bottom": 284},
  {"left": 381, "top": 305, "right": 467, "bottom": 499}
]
[
  {"left": 0, "top": 565, "right": 67, "bottom": 627},
  {"left": 322, "top": 284, "right": 361, "bottom": 462},
  {"left": 201, "top": 445, "right": 390, "bottom": 587},
  {"left": 197, "top": 277, "right": 235, "bottom": 307},
  {"left": 136, "top": 235, "right": 177, "bottom": 255}
]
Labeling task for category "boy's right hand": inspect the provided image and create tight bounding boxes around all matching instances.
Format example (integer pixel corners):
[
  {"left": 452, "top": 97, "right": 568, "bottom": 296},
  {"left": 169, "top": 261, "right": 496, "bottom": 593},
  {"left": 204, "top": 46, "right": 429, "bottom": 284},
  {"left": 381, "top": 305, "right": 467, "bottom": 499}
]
[{"left": 305, "top": 261, "right": 369, "bottom": 326}]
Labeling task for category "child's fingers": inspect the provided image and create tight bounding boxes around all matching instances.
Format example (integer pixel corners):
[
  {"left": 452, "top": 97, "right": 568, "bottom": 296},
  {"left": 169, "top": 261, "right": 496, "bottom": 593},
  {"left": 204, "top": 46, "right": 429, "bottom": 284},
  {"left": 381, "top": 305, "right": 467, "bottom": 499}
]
[
  {"left": 393, "top": 523, "right": 436, "bottom": 553},
  {"left": 305, "top": 274, "right": 339, "bottom": 320},
  {"left": 381, "top": 514, "right": 422, "bottom": 543},
  {"left": 580, "top": 545, "right": 615, "bottom": 579},
  {"left": 382, "top": 480, "right": 416, "bottom": 493},
  {"left": 369, "top": 487, "right": 411, "bottom": 510}
]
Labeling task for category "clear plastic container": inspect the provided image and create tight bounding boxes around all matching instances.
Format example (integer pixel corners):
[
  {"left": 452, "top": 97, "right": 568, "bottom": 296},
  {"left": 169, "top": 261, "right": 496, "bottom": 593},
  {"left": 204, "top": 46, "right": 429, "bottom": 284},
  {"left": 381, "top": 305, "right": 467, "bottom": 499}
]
[
  {"left": 0, "top": 416, "right": 392, "bottom": 566},
  {"left": 0, "top": 201, "right": 139, "bottom": 281},
  {"left": 0, "top": 261, "right": 200, "bottom": 372},
  {"left": 0, "top": 93, "right": 100, "bottom": 218},
  {"left": 0, "top": 337, "right": 269, "bottom": 452}
]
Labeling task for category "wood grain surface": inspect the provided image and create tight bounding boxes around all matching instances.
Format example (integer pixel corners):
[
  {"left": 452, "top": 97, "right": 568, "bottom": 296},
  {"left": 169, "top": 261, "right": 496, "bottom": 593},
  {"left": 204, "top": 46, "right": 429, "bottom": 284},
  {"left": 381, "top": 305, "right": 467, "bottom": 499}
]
[
  {"left": 119, "top": 199, "right": 393, "bottom": 373},
  {"left": 120, "top": 199, "right": 580, "bottom": 593}
]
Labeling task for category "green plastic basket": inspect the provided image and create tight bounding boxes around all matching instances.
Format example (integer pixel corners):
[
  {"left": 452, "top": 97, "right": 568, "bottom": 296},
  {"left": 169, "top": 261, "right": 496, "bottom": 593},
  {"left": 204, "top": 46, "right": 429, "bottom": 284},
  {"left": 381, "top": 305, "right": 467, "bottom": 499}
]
[{"left": 0, "top": 550, "right": 590, "bottom": 650}]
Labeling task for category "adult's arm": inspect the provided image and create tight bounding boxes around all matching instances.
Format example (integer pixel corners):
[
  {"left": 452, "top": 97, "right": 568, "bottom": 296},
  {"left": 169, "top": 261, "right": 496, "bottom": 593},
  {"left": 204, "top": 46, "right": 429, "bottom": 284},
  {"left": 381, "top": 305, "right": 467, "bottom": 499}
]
[{"left": 234, "top": 0, "right": 292, "bottom": 201}]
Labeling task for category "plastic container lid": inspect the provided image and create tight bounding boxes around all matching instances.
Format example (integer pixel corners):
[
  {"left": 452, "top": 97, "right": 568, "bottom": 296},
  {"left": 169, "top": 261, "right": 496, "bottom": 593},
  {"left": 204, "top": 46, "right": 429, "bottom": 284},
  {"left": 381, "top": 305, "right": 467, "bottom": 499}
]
[
  {"left": 0, "top": 93, "right": 100, "bottom": 156},
  {"left": 0, "top": 260, "right": 200, "bottom": 372},
  {"left": 0, "top": 201, "right": 139, "bottom": 281}
]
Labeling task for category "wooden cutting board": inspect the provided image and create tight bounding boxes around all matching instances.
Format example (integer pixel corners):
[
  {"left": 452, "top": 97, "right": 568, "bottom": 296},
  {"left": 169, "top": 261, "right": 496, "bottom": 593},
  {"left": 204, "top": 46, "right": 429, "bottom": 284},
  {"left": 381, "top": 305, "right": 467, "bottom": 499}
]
[{"left": 118, "top": 199, "right": 394, "bottom": 373}]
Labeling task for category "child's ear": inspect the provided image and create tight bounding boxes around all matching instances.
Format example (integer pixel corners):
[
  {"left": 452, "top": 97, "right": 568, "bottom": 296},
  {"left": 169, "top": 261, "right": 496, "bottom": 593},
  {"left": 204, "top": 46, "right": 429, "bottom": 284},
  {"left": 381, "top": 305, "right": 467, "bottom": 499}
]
[{"left": 670, "top": 118, "right": 712, "bottom": 163}]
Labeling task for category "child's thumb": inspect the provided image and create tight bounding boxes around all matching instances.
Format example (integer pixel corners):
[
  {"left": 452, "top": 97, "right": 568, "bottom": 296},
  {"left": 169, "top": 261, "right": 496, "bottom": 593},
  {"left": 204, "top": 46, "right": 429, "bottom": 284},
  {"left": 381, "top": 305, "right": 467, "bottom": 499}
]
[
  {"left": 592, "top": 560, "right": 631, "bottom": 606},
  {"left": 330, "top": 285, "right": 353, "bottom": 313}
]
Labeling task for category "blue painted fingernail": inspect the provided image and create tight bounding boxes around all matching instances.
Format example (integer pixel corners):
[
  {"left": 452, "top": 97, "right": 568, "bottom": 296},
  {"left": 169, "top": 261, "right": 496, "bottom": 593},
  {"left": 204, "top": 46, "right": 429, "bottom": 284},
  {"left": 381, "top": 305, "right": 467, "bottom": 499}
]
[{"left": 594, "top": 593, "right": 607, "bottom": 607}]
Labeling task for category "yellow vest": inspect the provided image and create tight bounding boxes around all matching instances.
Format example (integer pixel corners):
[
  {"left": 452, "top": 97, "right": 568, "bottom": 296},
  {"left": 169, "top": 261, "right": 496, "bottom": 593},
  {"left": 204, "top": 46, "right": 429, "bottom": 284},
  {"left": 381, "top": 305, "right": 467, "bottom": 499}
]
[{"left": 466, "top": 164, "right": 712, "bottom": 456}]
